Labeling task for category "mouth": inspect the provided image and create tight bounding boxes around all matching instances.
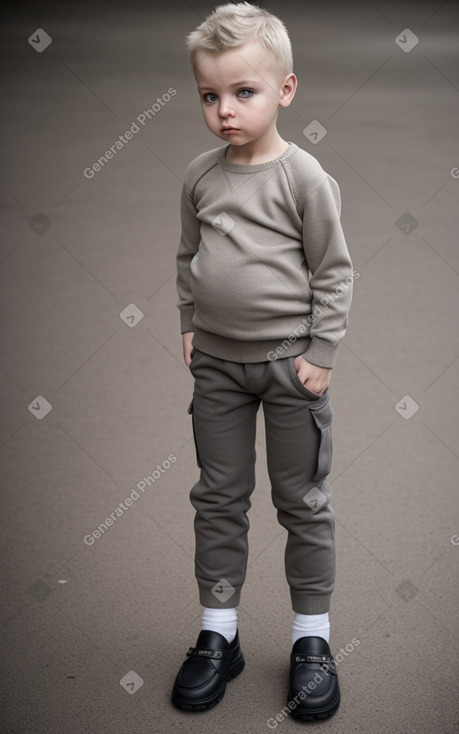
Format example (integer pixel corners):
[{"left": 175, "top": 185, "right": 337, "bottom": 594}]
[{"left": 222, "top": 127, "right": 239, "bottom": 133}]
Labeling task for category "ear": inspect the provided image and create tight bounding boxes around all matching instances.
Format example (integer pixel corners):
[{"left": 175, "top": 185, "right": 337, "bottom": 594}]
[{"left": 279, "top": 73, "right": 297, "bottom": 108}]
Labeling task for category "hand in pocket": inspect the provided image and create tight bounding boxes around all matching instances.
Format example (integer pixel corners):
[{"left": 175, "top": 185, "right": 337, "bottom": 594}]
[{"left": 294, "top": 355, "right": 331, "bottom": 396}]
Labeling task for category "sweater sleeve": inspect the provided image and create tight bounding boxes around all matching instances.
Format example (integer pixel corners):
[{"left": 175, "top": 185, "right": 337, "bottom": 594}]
[
  {"left": 176, "top": 177, "right": 201, "bottom": 333},
  {"left": 300, "top": 174, "right": 353, "bottom": 368}
]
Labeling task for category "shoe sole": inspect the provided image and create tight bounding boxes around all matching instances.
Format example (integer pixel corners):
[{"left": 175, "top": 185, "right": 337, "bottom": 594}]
[
  {"left": 172, "top": 654, "right": 245, "bottom": 711},
  {"left": 289, "top": 690, "right": 340, "bottom": 721}
]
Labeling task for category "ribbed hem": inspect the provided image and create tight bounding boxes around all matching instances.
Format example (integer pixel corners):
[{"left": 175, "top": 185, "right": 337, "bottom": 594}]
[
  {"left": 193, "top": 327, "right": 311, "bottom": 363},
  {"left": 290, "top": 593, "right": 333, "bottom": 615},
  {"left": 199, "top": 585, "right": 241, "bottom": 609}
]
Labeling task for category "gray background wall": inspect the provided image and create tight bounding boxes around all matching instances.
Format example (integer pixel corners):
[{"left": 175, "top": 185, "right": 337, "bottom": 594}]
[{"left": 1, "top": 1, "right": 458, "bottom": 732}]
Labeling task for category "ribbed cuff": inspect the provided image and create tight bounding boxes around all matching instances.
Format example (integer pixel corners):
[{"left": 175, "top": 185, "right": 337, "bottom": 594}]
[
  {"left": 290, "top": 592, "right": 332, "bottom": 615},
  {"left": 302, "top": 337, "right": 340, "bottom": 369},
  {"left": 179, "top": 306, "right": 195, "bottom": 333},
  {"left": 199, "top": 585, "right": 241, "bottom": 609}
]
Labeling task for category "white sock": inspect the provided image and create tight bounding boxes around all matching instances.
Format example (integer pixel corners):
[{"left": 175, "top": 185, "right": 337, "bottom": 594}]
[
  {"left": 292, "top": 612, "right": 330, "bottom": 645},
  {"left": 201, "top": 607, "right": 238, "bottom": 643}
]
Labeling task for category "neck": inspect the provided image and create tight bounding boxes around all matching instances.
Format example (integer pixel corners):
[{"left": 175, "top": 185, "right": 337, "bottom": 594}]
[{"left": 225, "top": 132, "right": 289, "bottom": 165}]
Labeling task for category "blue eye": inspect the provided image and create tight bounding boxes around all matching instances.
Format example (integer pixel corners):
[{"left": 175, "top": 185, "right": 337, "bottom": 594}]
[
  {"left": 238, "top": 89, "right": 253, "bottom": 98},
  {"left": 203, "top": 93, "right": 218, "bottom": 103}
]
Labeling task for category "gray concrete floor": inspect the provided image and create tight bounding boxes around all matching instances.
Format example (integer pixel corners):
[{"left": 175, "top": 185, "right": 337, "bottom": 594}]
[{"left": 1, "top": 1, "right": 458, "bottom": 732}]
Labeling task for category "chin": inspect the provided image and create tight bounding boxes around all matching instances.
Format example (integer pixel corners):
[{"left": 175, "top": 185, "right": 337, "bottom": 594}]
[{"left": 216, "top": 134, "right": 242, "bottom": 144}]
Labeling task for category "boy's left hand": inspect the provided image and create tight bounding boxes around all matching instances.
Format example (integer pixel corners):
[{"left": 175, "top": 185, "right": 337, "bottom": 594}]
[{"left": 294, "top": 356, "right": 331, "bottom": 396}]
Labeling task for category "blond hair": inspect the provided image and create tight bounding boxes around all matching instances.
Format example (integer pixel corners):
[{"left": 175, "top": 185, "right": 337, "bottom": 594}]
[{"left": 186, "top": 2, "right": 293, "bottom": 79}]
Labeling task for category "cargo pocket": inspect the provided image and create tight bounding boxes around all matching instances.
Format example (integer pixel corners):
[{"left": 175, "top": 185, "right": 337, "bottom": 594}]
[
  {"left": 309, "top": 396, "right": 333, "bottom": 481},
  {"left": 188, "top": 396, "right": 202, "bottom": 468}
]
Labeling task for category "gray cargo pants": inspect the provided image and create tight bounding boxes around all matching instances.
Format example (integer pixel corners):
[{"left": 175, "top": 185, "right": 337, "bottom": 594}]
[{"left": 188, "top": 347, "right": 336, "bottom": 615}]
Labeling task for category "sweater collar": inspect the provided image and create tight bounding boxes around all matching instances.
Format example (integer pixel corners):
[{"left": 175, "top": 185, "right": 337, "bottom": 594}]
[{"left": 217, "top": 142, "right": 298, "bottom": 173}]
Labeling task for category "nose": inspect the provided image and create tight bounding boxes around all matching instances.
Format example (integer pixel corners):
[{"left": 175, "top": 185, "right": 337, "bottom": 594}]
[{"left": 218, "top": 96, "right": 235, "bottom": 119}]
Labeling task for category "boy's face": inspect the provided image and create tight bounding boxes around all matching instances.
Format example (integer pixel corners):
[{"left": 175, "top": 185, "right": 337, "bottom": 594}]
[{"left": 193, "top": 40, "right": 295, "bottom": 147}]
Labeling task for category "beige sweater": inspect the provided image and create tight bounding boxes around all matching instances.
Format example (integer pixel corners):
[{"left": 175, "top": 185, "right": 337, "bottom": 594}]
[{"left": 176, "top": 142, "right": 353, "bottom": 368}]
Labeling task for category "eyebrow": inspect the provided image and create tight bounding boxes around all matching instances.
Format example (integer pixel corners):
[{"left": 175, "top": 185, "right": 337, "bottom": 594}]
[{"left": 197, "top": 80, "right": 258, "bottom": 91}]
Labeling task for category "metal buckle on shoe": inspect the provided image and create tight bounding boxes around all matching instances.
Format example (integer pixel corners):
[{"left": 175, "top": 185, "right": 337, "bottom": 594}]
[
  {"left": 292, "top": 653, "right": 338, "bottom": 676},
  {"left": 294, "top": 654, "right": 332, "bottom": 663},
  {"left": 187, "top": 647, "right": 223, "bottom": 659}
]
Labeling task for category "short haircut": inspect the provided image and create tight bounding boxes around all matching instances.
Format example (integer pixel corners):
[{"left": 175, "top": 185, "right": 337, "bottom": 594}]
[{"left": 185, "top": 2, "right": 293, "bottom": 79}]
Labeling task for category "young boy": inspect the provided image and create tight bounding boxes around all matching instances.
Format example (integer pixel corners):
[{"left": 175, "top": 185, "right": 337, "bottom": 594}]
[{"left": 172, "top": 2, "right": 353, "bottom": 721}]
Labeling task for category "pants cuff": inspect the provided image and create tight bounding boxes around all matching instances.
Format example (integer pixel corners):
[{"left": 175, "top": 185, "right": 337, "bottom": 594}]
[
  {"left": 290, "top": 592, "right": 332, "bottom": 614},
  {"left": 198, "top": 585, "right": 241, "bottom": 609}
]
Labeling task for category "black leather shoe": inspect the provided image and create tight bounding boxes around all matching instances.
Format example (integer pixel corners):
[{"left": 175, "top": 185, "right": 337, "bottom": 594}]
[
  {"left": 288, "top": 636, "right": 340, "bottom": 720},
  {"left": 171, "top": 629, "right": 244, "bottom": 711}
]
